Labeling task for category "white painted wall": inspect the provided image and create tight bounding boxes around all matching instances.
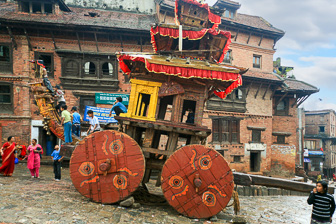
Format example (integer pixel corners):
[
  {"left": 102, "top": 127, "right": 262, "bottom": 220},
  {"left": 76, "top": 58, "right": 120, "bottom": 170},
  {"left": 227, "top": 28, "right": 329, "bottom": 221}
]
[{"left": 64, "top": 0, "right": 156, "bottom": 14}]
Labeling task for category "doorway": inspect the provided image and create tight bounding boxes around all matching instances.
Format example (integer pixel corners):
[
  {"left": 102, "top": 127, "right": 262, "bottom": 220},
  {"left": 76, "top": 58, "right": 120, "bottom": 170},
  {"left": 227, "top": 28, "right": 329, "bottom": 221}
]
[
  {"left": 38, "top": 128, "right": 57, "bottom": 156},
  {"left": 250, "top": 151, "right": 261, "bottom": 172}
]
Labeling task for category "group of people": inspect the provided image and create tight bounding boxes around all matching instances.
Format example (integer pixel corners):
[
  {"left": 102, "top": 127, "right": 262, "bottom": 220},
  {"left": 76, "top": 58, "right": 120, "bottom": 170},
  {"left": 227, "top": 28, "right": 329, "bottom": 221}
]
[{"left": 0, "top": 137, "right": 64, "bottom": 181}]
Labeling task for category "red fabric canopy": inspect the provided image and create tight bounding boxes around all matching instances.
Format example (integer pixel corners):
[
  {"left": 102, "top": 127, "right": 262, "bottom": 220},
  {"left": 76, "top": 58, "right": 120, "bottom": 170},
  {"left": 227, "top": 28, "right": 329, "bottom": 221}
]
[
  {"left": 175, "top": 0, "right": 221, "bottom": 29},
  {"left": 150, "top": 26, "right": 231, "bottom": 64},
  {"left": 118, "top": 54, "right": 242, "bottom": 99}
]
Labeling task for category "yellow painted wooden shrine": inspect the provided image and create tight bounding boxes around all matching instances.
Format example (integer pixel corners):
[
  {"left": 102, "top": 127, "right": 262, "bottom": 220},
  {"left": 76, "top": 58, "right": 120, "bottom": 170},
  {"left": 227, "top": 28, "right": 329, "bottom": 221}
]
[{"left": 120, "top": 79, "right": 162, "bottom": 122}]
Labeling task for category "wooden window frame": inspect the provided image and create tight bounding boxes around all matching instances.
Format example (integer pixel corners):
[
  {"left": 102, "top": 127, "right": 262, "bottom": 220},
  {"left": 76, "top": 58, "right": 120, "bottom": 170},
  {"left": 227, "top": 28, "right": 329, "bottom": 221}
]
[
  {"left": 34, "top": 52, "right": 54, "bottom": 78},
  {"left": 253, "top": 54, "right": 261, "bottom": 69},
  {"left": 0, "top": 43, "right": 13, "bottom": 74},
  {"left": 277, "top": 135, "right": 286, "bottom": 144},
  {"left": 0, "top": 82, "right": 13, "bottom": 114},
  {"left": 252, "top": 129, "right": 262, "bottom": 143},
  {"left": 79, "top": 96, "right": 96, "bottom": 115},
  {"left": 274, "top": 97, "right": 289, "bottom": 116},
  {"left": 212, "top": 118, "right": 240, "bottom": 144}
]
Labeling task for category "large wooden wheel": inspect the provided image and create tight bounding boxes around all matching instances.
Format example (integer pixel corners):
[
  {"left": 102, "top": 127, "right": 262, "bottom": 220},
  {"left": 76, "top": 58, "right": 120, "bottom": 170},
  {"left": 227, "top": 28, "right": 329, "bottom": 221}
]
[
  {"left": 70, "top": 130, "right": 145, "bottom": 204},
  {"left": 161, "top": 145, "right": 233, "bottom": 218}
]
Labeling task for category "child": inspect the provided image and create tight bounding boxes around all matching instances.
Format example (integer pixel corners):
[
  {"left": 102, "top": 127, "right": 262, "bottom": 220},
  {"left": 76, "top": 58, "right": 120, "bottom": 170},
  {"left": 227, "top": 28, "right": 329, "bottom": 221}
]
[
  {"left": 51, "top": 145, "right": 64, "bottom": 181},
  {"left": 308, "top": 181, "right": 335, "bottom": 223},
  {"left": 87, "top": 110, "right": 100, "bottom": 135}
]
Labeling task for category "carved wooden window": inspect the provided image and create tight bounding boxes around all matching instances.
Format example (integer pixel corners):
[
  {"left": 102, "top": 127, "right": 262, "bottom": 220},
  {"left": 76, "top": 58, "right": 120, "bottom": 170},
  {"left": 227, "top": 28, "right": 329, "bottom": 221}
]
[
  {"left": 102, "top": 62, "right": 113, "bottom": 76},
  {"left": 233, "top": 155, "right": 242, "bottom": 163},
  {"left": 252, "top": 130, "right": 261, "bottom": 143},
  {"left": 277, "top": 135, "right": 286, "bottom": 144},
  {"left": 212, "top": 118, "right": 240, "bottom": 143},
  {"left": 0, "top": 44, "right": 12, "bottom": 74},
  {"left": 79, "top": 96, "right": 96, "bottom": 115},
  {"left": 274, "top": 97, "right": 289, "bottom": 116},
  {"left": 35, "top": 52, "right": 54, "bottom": 78},
  {"left": 253, "top": 55, "right": 261, "bottom": 68},
  {"left": 64, "top": 60, "right": 79, "bottom": 77},
  {"left": 0, "top": 83, "right": 13, "bottom": 114},
  {"left": 20, "top": 1, "right": 54, "bottom": 14},
  {"left": 84, "top": 62, "right": 96, "bottom": 76},
  {"left": 207, "top": 88, "right": 246, "bottom": 113}
]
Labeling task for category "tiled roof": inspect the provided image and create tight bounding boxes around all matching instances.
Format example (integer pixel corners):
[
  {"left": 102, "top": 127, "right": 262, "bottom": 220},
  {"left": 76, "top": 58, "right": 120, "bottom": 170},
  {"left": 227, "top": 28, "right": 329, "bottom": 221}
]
[
  {"left": 0, "top": 2, "right": 156, "bottom": 31},
  {"left": 242, "top": 70, "right": 282, "bottom": 82},
  {"left": 214, "top": 0, "right": 241, "bottom": 8},
  {"left": 221, "top": 13, "right": 285, "bottom": 35},
  {"left": 284, "top": 78, "right": 319, "bottom": 93}
]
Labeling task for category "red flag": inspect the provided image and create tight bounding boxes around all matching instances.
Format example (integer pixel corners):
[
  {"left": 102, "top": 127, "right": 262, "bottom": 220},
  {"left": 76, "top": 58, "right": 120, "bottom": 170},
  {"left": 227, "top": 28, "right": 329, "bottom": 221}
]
[{"left": 320, "top": 147, "right": 324, "bottom": 152}]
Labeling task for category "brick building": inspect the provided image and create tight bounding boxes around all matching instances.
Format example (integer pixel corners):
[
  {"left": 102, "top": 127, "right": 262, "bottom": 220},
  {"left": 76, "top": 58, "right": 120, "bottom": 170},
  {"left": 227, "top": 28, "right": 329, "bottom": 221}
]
[
  {"left": 304, "top": 110, "right": 336, "bottom": 178},
  {"left": 0, "top": 0, "right": 318, "bottom": 174}
]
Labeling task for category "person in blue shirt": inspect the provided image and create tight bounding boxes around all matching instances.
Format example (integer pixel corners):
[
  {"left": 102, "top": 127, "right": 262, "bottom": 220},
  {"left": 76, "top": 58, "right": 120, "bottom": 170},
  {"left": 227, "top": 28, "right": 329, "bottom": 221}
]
[
  {"left": 109, "top": 97, "right": 127, "bottom": 117},
  {"left": 51, "top": 145, "right": 64, "bottom": 181},
  {"left": 71, "top": 106, "right": 82, "bottom": 137}
]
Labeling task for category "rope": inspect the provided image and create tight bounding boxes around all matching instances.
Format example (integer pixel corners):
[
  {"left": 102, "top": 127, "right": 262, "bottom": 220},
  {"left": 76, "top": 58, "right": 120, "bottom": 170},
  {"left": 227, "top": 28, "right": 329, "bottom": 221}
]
[{"left": 226, "top": 190, "right": 240, "bottom": 215}]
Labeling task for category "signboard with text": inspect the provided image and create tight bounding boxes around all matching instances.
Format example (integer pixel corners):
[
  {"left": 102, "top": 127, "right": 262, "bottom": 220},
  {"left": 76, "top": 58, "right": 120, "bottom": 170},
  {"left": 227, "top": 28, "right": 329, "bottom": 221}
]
[
  {"left": 95, "top": 93, "right": 129, "bottom": 105},
  {"left": 84, "top": 106, "right": 118, "bottom": 123}
]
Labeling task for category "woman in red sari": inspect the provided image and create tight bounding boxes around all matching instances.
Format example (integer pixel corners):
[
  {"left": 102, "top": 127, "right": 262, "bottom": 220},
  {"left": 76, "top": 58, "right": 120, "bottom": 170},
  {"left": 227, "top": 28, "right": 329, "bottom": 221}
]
[
  {"left": 0, "top": 136, "right": 17, "bottom": 177},
  {"left": 27, "top": 139, "right": 43, "bottom": 178}
]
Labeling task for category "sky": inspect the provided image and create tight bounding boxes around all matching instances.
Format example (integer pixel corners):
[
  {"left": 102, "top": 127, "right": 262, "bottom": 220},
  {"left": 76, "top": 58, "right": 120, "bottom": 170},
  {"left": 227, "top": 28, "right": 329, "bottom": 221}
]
[{"left": 205, "top": 0, "right": 336, "bottom": 111}]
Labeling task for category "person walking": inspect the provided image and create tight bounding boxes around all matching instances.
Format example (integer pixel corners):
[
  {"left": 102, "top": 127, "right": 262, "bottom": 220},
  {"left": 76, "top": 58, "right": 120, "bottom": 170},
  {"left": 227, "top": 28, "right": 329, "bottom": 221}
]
[
  {"left": 87, "top": 110, "right": 100, "bottom": 135},
  {"left": 308, "top": 180, "right": 335, "bottom": 224},
  {"left": 61, "top": 105, "right": 72, "bottom": 144},
  {"left": 51, "top": 145, "right": 64, "bottom": 181},
  {"left": 109, "top": 97, "right": 127, "bottom": 117},
  {"left": 0, "top": 136, "right": 18, "bottom": 177},
  {"left": 71, "top": 106, "right": 82, "bottom": 137},
  {"left": 27, "top": 139, "right": 43, "bottom": 178}
]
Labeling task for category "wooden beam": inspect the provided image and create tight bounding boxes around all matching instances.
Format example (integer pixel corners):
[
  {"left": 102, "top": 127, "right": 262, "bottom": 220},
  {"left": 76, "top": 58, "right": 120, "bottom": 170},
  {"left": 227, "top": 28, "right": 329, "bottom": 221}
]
[
  {"left": 297, "top": 94, "right": 311, "bottom": 107},
  {"left": 23, "top": 28, "right": 32, "bottom": 51},
  {"left": 76, "top": 32, "right": 82, "bottom": 51},
  {"left": 273, "top": 92, "right": 288, "bottom": 109},
  {"left": 120, "top": 35, "right": 124, "bottom": 52},
  {"left": 142, "top": 147, "right": 173, "bottom": 157},
  {"left": 234, "top": 29, "right": 239, "bottom": 41},
  {"left": 269, "top": 88, "right": 276, "bottom": 100},
  {"left": 254, "top": 83, "right": 263, "bottom": 99},
  {"left": 258, "top": 35, "right": 263, "bottom": 46},
  {"left": 233, "top": 172, "right": 335, "bottom": 194},
  {"left": 262, "top": 84, "right": 271, "bottom": 100},
  {"left": 246, "top": 82, "right": 253, "bottom": 96},
  {"left": 94, "top": 32, "right": 99, "bottom": 52},
  {"left": 6, "top": 26, "right": 17, "bottom": 50},
  {"left": 50, "top": 31, "right": 57, "bottom": 49},
  {"left": 246, "top": 32, "right": 251, "bottom": 44},
  {"left": 140, "top": 36, "right": 143, "bottom": 52}
]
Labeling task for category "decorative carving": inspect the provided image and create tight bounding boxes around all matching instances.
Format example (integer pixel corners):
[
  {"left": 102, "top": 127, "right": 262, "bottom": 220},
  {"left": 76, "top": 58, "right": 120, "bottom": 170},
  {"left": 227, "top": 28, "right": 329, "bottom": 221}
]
[{"left": 158, "top": 81, "right": 185, "bottom": 97}]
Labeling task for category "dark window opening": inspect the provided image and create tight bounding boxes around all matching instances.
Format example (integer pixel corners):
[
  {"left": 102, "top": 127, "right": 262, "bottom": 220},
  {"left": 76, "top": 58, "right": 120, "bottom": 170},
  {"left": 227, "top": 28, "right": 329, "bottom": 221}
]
[
  {"left": 21, "top": 1, "right": 30, "bottom": 13},
  {"left": 80, "top": 97, "right": 96, "bottom": 115},
  {"left": 0, "top": 83, "right": 13, "bottom": 113},
  {"left": 84, "top": 62, "right": 96, "bottom": 75},
  {"left": 319, "top": 126, "right": 325, "bottom": 133},
  {"left": 233, "top": 156, "right": 241, "bottom": 163},
  {"left": 32, "top": 2, "right": 42, "bottom": 13},
  {"left": 65, "top": 60, "right": 79, "bottom": 77},
  {"left": 274, "top": 98, "right": 289, "bottom": 116},
  {"left": 181, "top": 100, "right": 196, "bottom": 124},
  {"left": 157, "top": 95, "right": 174, "bottom": 121},
  {"left": 102, "top": 62, "right": 113, "bottom": 76},
  {"left": 253, "top": 55, "right": 261, "bottom": 68},
  {"left": 0, "top": 45, "right": 10, "bottom": 62},
  {"left": 250, "top": 152, "right": 261, "bottom": 172},
  {"left": 217, "top": 150, "right": 224, "bottom": 156},
  {"left": 212, "top": 118, "right": 240, "bottom": 143},
  {"left": 277, "top": 135, "right": 286, "bottom": 144},
  {"left": 35, "top": 53, "right": 54, "bottom": 78},
  {"left": 44, "top": 3, "right": 53, "bottom": 13},
  {"left": 135, "top": 93, "right": 150, "bottom": 117},
  {"left": 252, "top": 130, "right": 261, "bottom": 143}
]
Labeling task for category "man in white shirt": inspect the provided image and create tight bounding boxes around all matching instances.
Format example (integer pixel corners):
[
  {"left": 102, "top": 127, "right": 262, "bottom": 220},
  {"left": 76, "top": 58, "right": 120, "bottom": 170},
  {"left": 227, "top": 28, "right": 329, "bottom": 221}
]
[
  {"left": 86, "top": 110, "right": 100, "bottom": 135},
  {"left": 54, "top": 85, "right": 66, "bottom": 114}
]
